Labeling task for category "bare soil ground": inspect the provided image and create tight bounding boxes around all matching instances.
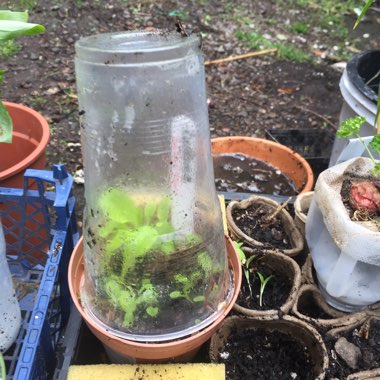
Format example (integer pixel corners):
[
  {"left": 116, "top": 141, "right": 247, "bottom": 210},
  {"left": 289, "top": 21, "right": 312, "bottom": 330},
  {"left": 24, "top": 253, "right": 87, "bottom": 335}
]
[{"left": 2, "top": 0, "right": 379, "bottom": 221}]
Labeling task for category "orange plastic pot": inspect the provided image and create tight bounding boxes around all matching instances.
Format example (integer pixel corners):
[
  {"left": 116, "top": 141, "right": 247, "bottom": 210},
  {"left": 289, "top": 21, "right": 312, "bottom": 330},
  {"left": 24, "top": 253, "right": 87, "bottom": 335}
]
[
  {"left": 0, "top": 102, "right": 50, "bottom": 188},
  {"left": 69, "top": 236, "right": 242, "bottom": 363},
  {"left": 211, "top": 136, "right": 314, "bottom": 193}
]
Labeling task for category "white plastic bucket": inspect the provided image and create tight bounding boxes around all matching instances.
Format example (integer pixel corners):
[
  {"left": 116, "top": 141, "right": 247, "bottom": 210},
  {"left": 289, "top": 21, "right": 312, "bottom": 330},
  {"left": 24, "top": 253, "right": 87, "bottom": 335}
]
[{"left": 329, "top": 51, "right": 379, "bottom": 166}]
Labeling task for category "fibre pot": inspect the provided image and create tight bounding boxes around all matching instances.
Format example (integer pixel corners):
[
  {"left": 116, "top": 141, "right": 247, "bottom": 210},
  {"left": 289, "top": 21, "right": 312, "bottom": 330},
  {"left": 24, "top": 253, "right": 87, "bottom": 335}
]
[
  {"left": 211, "top": 136, "right": 314, "bottom": 194},
  {"left": 227, "top": 195, "right": 304, "bottom": 256},
  {"left": 326, "top": 316, "right": 380, "bottom": 379},
  {"left": 294, "top": 191, "right": 314, "bottom": 236},
  {"left": 233, "top": 249, "right": 302, "bottom": 318},
  {"left": 292, "top": 284, "right": 368, "bottom": 330},
  {"left": 0, "top": 102, "right": 50, "bottom": 188},
  {"left": 68, "top": 236, "right": 242, "bottom": 363},
  {"left": 209, "top": 315, "right": 328, "bottom": 380}
]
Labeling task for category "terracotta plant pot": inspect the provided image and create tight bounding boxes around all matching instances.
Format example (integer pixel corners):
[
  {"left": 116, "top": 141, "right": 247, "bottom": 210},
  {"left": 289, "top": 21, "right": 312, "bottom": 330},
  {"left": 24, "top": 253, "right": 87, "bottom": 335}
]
[
  {"left": 209, "top": 315, "right": 328, "bottom": 380},
  {"left": 233, "top": 249, "right": 302, "bottom": 318},
  {"left": 211, "top": 136, "right": 314, "bottom": 194},
  {"left": 0, "top": 102, "right": 50, "bottom": 188},
  {"left": 68, "top": 236, "right": 242, "bottom": 363},
  {"left": 227, "top": 195, "right": 304, "bottom": 256},
  {"left": 294, "top": 191, "right": 314, "bottom": 236}
]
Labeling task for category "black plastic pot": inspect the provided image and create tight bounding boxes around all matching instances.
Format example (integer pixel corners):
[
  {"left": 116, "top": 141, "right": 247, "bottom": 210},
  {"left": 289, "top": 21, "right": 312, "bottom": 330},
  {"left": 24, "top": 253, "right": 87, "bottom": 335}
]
[
  {"left": 346, "top": 49, "right": 379, "bottom": 104},
  {"left": 266, "top": 129, "right": 334, "bottom": 181}
]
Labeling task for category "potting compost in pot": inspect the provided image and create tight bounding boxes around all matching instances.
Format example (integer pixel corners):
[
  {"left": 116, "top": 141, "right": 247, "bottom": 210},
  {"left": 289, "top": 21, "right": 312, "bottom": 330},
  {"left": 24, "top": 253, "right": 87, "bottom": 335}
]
[
  {"left": 213, "top": 153, "right": 298, "bottom": 195},
  {"left": 75, "top": 30, "right": 233, "bottom": 342}
]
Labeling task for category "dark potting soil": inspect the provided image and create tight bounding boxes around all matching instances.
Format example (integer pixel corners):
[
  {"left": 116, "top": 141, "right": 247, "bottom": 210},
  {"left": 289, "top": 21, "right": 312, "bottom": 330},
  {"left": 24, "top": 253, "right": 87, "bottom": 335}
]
[
  {"left": 325, "top": 319, "right": 380, "bottom": 379},
  {"left": 237, "top": 259, "right": 293, "bottom": 310},
  {"left": 232, "top": 203, "right": 292, "bottom": 250},
  {"left": 213, "top": 153, "right": 298, "bottom": 195},
  {"left": 297, "top": 292, "right": 334, "bottom": 320},
  {"left": 219, "top": 327, "right": 315, "bottom": 380}
]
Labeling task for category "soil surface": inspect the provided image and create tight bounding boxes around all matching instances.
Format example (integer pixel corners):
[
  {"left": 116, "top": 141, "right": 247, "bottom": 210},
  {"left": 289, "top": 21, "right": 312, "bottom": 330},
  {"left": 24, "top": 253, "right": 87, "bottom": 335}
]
[
  {"left": 218, "top": 327, "right": 315, "bottom": 380},
  {"left": 325, "top": 318, "right": 380, "bottom": 379},
  {"left": 232, "top": 202, "right": 292, "bottom": 250},
  {"left": 4, "top": 0, "right": 379, "bottom": 222}
]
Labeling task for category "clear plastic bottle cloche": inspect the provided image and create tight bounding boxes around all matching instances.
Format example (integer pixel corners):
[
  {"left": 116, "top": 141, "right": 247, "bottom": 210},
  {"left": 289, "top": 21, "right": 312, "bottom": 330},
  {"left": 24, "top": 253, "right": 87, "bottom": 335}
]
[{"left": 75, "top": 30, "right": 234, "bottom": 342}]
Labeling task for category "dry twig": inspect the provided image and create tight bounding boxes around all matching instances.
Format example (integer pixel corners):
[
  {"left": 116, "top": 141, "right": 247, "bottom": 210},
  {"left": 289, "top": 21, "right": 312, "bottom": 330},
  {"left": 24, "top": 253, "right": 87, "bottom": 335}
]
[
  {"left": 204, "top": 48, "right": 278, "bottom": 66},
  {"left": 263, "top": 197, "right": 293, "bottom": 225}
]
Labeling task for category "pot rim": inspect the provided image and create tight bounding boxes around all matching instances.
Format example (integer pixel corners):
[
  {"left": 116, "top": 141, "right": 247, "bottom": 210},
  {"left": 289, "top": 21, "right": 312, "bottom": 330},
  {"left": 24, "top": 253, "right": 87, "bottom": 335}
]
[{"left": 0, "top": 102, "right": 50, "bottom": 181}]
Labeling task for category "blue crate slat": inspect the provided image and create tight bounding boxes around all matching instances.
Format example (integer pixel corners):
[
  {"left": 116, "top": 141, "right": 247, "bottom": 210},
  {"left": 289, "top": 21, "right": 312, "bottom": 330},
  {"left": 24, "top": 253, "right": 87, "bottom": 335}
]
[{"left": 0, "top": 165, "right": 79, "bottom": 380}]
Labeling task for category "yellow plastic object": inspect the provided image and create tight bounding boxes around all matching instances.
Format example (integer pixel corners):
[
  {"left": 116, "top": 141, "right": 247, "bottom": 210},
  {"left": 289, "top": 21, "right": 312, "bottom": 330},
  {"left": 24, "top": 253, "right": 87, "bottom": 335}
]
[
  {"left": 218, "top": 195, "right": 228, "bottom": 234},
  {"left": 67, "top": 363, "right": 225, "bottom": 380}
]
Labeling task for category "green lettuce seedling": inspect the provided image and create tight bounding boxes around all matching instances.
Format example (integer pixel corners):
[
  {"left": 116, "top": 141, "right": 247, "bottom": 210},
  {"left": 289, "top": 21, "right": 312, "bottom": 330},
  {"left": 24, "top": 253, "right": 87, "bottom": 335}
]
[
  {"left": 96, "top": 187, "right": 214, "bottom": 328},
  {"left": 337, "top": 116, "right": 380, "bottom": 175}
]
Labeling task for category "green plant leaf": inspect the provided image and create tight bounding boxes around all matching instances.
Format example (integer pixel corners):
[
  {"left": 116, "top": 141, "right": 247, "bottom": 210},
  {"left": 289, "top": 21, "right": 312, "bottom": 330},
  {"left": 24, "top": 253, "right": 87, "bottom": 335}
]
[
  {"left": 193, "top": 295, "right": 205, "bottom": 302},
  {"left": 132, "top": 226, "right": 158, "bottom": 256},
  {"left": 373, "top": 162, "right": 380, "bottom": 175},
  {"left": 232, "top": 241, "right": 246, "bottom": 264},
  {"left": 169, "top": 290, "right": 184, "bottom": 299},
  {"left": 197, "top": 251, "right": 213, "bottom": 273},
  {"left": 337, "top": 116, "right": 366, "bottom": 138},
  {"left": 369, "top": 134, "right": 380, "bottom": 153},
  {"left": 146, "top": 306, "right": 159, "bottom": 317},
  {"left": 0, "top": 10, "right": 28, "bottom": 22},
  {"left": 157, "top": 196, "right": 171, "bottom": 223},
  {"left": 0, "top": 100, "right": 12, "bottom": 143},
  {"left": 257, "top": 272, "right": 274, "bottom": 307},
  {"left": 144, "top": 202, "right": 157, "bottom": 225},
  {"left": 160, "top": 240, "right": 176, "bottom": 255},
  {"left": 0, "top": 20, "right": 45, "bottom": 41},
  {"left": 99, "top": 188, "right": 142, "bottom": 227},
  {"left": 354, "top": 0, "right": 373, "bottom": 29},
  {"left": 0, "top": 69, "right": 4, "bottom": 83}
]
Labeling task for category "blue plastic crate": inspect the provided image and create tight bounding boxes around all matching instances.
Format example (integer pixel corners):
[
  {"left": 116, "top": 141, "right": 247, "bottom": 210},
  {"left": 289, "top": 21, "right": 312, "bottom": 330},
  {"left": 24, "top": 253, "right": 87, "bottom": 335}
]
[{"left": 0, "top": 165, "right": 79, "bottom": 380}]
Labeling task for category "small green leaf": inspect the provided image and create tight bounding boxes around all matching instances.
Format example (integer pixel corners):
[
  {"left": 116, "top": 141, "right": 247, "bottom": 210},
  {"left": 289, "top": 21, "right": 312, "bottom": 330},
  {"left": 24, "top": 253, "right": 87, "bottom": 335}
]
[
  {"left": 337, "top": 116, "right": 365, "bottom": 138},
  {"left": 157, "top": 196, "right": 171, "bottom": 223},
  {"left": 0, "top": 101, "right": 12, "bottom": 143},
  {"left": 146, "top": 306, "right": 159, "bottom": 317},
  {"left": 232, "top": 241, "right": 246, "bottom": 263},
  {"left": 369, "top": 135, "right": 380, "bottom": 153},
  {"left": 169, "top": 291, "right": 183, "bottom": 299},
  {"left": 372, "top": 163, "right": 380, "bottom": 175},
  {"left": 193, "top": 295, "right": 205, "bottom": 302},
  {"left": 354, "top": 0, "right": 373, "bottom": 29}
]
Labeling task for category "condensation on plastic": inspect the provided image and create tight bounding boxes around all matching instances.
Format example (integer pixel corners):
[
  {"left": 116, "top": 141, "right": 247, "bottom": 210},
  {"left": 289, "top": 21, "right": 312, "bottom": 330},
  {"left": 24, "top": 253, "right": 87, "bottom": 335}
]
[
  {"left": 75, "top": 30, "right": 232, "bottom": 341},
  {"left": 306, "top": 157, "right": 380, "bottom": 312},
  {"left": 0, "top": 219, "right": 21, "bottom": 353}
]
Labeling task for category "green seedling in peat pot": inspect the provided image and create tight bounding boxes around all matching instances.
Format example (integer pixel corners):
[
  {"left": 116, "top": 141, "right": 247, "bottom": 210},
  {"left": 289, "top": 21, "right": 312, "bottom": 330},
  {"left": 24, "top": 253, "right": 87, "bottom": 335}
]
[
  {"left": 257, "top": 272, "right": 274, "bottom": 307},
  {"left": 337, "top": 116, "right": 380, "bottom": 175},
  {"left": 233, "top": 241, "right": 256, "bottom": 298},
  {"left": 0, "top": 10, "right": 45, "bottom": 142}
]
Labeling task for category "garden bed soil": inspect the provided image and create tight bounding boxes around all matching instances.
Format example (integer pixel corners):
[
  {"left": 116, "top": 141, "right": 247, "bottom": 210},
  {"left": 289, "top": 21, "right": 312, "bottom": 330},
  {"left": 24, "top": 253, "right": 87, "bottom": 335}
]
[{"left": 3, "top": 0, "right": 363, "bottom": 222}]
